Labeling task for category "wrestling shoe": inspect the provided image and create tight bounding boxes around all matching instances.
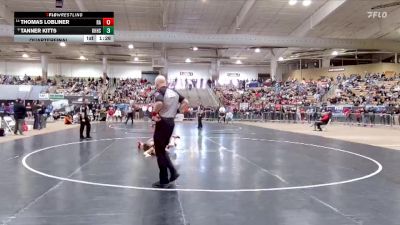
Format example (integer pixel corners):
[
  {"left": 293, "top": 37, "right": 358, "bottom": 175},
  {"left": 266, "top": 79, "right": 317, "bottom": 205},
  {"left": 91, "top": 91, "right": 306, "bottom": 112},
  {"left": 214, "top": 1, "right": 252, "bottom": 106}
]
[
  {"left": 169, "top": 173, "right": 180, "bottom": 183},
  {"left": 152, "top": 181, "right": 172, "bottom": 188}
]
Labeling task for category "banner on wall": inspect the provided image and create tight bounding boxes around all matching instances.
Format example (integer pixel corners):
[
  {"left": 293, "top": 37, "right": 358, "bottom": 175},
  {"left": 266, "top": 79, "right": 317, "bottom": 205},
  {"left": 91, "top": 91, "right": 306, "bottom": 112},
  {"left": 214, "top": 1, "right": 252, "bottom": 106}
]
[
  {"left": 180, "top": 72, "right": 194, "bottom": 76},
  {"left": 227, "top": 72, "right": 240, "bottom": 77},
  {"left": 49, "top": 93, "right": 64, "bottom": 100},
  {"left": 328, "top": 68, "right": 345, "bottom": 72},
  {"left": 19, "top": 85, "right": 32, "bottom": 92},
  {"left": 39, "top": 93, "right": 49, "bottom": 100}
]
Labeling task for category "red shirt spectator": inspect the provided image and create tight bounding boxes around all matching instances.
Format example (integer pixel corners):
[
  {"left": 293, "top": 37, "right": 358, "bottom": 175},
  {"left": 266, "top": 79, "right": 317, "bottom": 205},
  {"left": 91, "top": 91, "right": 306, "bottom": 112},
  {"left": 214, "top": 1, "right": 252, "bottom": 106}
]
[
  {"left": 321, "top": 113, "right": 330, "bottom": 123},
  {"left": 108, "top": 108, "right": 115, "bottom": 116}
]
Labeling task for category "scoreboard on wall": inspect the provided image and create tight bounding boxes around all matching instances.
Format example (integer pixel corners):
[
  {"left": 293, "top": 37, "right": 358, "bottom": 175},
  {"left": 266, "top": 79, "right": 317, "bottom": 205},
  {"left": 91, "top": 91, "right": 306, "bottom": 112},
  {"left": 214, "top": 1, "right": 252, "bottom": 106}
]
[{"left": 14, "top": 12, "right": 114, "bottom": 43}]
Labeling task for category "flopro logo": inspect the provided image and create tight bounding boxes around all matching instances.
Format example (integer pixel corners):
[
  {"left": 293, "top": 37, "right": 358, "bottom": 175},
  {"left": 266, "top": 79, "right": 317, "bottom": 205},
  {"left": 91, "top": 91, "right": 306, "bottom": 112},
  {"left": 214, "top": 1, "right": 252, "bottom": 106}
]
[{"left": 367, "top": 11, "right": 388, "bottom": 19}]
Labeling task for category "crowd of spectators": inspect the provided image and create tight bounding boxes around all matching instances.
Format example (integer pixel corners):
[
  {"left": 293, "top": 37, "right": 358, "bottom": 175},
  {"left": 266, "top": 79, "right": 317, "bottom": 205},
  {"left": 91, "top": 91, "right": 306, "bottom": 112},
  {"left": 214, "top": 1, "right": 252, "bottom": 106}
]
[
  {"left": 51, "top": 77, "right": 105, "bottom": 96},
  {"left": 107, "top": 78, "right": 154, "bottom": 105},
  {"left": 0, "top": 74, "right": 107, "bottom": 97},
  {"left": 215, "top": 78, "right": 331, "bottom": 110},
  {"left": 328, "top": 73, "right": 400, "bottom": 106},
  {"left": 4, "top": 72, "right": 400, "bottom": 128},
  {"left": 0, "top": 74, "right": 45, "bottom": 85}
]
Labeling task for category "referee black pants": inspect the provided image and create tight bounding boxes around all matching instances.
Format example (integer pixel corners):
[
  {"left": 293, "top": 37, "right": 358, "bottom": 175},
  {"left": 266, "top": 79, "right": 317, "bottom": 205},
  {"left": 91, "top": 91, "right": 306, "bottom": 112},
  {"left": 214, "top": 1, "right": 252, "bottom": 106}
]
[
  {"left": 198, "top": 116, "right": 203, "bottom": 128},
  {"left": 80, "top": 119, "right": 91, "bottom": 138},
  {"left": 154, "top": 118, "right": 177, "bottom": 184}
]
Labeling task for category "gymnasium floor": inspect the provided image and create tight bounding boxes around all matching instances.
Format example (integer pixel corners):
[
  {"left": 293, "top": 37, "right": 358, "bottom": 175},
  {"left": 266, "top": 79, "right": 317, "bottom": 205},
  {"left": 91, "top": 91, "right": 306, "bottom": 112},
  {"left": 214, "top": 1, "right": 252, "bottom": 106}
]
[{"left": 0, "top": 121, "right": 399, "bottom": 225}]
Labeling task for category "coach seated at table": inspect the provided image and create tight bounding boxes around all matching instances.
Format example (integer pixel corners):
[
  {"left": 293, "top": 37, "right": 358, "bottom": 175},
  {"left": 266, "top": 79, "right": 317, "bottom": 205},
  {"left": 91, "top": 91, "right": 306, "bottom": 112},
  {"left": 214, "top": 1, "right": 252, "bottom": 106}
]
[{"left": 314, "top": 110, "right": 332, "bottom": 131}]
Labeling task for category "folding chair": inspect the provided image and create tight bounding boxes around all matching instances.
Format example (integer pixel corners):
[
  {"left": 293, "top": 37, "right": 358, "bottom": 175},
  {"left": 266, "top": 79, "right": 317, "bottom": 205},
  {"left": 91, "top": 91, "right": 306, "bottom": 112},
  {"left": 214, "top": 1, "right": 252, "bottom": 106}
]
[{"left": 322, "top": 118, "right": 332, "bottom": 131}]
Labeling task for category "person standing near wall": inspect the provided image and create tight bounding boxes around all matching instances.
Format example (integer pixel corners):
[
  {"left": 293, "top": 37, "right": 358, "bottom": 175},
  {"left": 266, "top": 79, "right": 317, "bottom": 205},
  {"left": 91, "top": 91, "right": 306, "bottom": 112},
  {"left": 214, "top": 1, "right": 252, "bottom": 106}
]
[
  {"left": 33, "top": 101, "right": 42, "bottom": 129},
  {"left": 125, "top": 102, "right": 134, "bottom": 124},
  {"left": 39, "top": 101, "right": 47, "bottom": 129},
  {"left": 218, "top": 105, "right": 226, "bottom": 123},
  {"left": 79, "top": 100, "right": 92, "bottom": 140},
  {"left": 151, "top": 75, "right": 189, "bottom": 188},
  {"left": 197, "top": 105, "right": 204, "bottom": 129},
  {"left": 13, "top": 99, "right": 26, "bottom": 135},
  {"left": 135, "top": 104, "right": 141, "bottom": 120}
]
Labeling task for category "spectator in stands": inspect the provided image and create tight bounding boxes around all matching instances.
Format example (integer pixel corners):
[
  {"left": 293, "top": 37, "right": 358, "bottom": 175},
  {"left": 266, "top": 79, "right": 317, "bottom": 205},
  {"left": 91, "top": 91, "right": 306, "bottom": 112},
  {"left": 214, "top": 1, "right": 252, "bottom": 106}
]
[{"left": 13, "top": 99, "right": 26, "bottom": 135}]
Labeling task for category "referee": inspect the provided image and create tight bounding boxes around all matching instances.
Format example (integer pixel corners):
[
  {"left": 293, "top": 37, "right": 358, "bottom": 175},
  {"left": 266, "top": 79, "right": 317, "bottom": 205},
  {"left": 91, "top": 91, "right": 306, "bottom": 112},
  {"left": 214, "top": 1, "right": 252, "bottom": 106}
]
[
  {"left": 151, "top": 75, "right": 189, "bottom": 188},
  {"left": 79, "top": 100, "right": 92, "bottom": 140}
]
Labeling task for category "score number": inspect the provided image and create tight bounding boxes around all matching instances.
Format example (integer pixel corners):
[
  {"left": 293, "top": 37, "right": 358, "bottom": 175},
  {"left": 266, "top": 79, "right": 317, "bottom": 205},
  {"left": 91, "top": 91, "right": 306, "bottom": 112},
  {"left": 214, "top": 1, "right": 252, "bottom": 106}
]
[
  {"left": 103, "top": 26, "right": 114, "bottom": 34},
  {"left": 102, "top": 18, "right": 114, "bottom": 35},
  {"left": 103, "top": 18, "right": 114, "bottom": 26}
]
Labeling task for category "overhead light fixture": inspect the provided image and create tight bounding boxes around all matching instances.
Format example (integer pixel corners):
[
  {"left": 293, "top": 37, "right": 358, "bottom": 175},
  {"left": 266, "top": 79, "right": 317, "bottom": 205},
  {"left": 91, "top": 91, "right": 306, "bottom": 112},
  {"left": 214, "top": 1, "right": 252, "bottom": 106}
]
[
  {"left": 235, "top": 59, "right": 242, "bottom": 64},
  {"left": 79, "top": 55, "right": 86, "bottom": 60},
  {"left": 185, "top": 58, "right": 191, "bottom": 63},
  {"left": 289, "top": 0, "right": 297, "bottom": 6},
  {"left": 192, "top": 46, "right": 198, "bottom": 51},
  {"left": 278, "top": 57, "right": 284, "bottom": 61},
  {"left": 55, "top": 0, "right": 64, "bottom": 8},
  {"left": 22, "top": 53, "right": 29, "bottom": 58},
  {"left": 331, "top": 50, "right": 339, "bottom": 56},
  {"left": 128, "top": 44, "right": 134, "bottom": 49},
  {"left": 134, "top": 57, "right": 139, "bottom": 62},
  {"left": 254, "top": 48, "right": 261, "bottom": 53},
  {"left": 59, "top": 42, "right": 66, "bottom": 47},
  {"left": 302, "top": 0, "right": 311, "bottom": 6}
]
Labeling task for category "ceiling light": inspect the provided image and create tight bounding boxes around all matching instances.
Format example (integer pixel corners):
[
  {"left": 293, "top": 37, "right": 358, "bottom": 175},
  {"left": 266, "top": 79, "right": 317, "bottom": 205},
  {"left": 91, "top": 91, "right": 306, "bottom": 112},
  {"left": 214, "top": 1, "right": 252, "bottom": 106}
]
[
  {"left": 235, "top": 59, "right": 242, "bottom": 64},
  {"left": 185, "top": 58, "right": 191, "bottom": 63},
  {"left": 331, "top": 50, "right": 339, "bottom": 56},
  {"left": 22, "top": 53, "right": 29, "bottom": 58},
  {"left": 192, "top": 46, "right": 198, "bottom": 51},
  {"left": 289, "top": 0, "right": 297, "bottom": 6},
  {"left": 134, "top": 57, "right": 139, "bottom": 62},
  {"left": 254, "top": 48, "right": 261, "bottom": 53},
  {"left": 128, "top": 44, "right": 134, "bottom": 49},
  {"left": 302, "top": 0, "right": 311, "bottom": 6},
  {"left": 79, "top": 55, "right": 86, "bottom": 60},
  {"left": 59, "top": 42, "right": 66, "bottom": 47},
  {"left": 278, "top": 57, "right": 284, "bottom": 61}
]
